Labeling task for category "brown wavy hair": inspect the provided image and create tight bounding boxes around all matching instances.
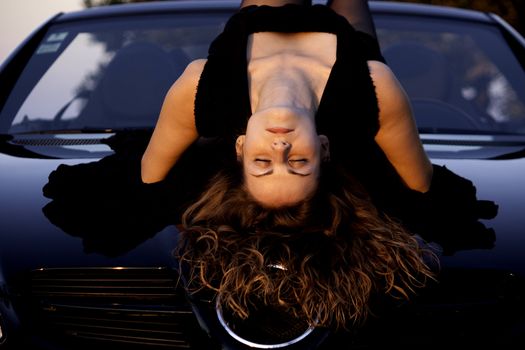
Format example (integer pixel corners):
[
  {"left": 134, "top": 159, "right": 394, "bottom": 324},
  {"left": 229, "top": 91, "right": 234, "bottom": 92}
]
[{"left": 176, "top": 162, "right": 437, "bottom": 329}]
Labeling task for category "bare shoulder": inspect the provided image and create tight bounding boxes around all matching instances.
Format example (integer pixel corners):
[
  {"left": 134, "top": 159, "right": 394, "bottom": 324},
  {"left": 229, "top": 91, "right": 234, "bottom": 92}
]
[
  {"left": 174, "top": 58, "right": 207, "bottom": 86},
  {"left": 184, "top": 58, "right": 207, "bottom": 77},
  {"left": 161, "top": 59, "right": 208, "bottom": 125},
  {"left": 367, "top": 60, "right": 398, "bottom": 88},
  {"left": 368, "top": 60, "right": 408, "bottom": 102},
  {"left": 367, "top": 60, "right": 411, "bottom": 122},
  {"left": 164, "top": 59, "right": 207, "bottom": 101}
]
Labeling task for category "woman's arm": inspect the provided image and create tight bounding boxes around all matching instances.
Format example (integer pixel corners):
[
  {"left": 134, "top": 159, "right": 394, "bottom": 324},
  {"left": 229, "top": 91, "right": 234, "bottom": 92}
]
[
  {"left": 141, "top": 59, "right": 206, "bottom": 184},
  {"left": 370, "top": 60, "right": 433, "bottom": 193}
]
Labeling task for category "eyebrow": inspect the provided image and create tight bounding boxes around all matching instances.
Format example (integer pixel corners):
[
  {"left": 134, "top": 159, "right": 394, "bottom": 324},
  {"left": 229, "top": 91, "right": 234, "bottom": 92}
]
[{"left": 251, "top": 169, "right": 311, "bottom": 177}]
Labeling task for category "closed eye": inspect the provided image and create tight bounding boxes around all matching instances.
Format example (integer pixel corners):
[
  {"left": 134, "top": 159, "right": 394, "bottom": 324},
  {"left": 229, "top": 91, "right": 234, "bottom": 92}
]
[
  {"left": 254, "top": 158, "right": 271, "bottom": 168},
  {"left": 288, "top": 158, "right": 308, "bottom": 168}
]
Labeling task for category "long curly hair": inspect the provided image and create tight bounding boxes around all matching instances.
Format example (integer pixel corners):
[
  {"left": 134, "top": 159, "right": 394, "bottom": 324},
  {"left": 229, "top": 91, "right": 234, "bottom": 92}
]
[{"left": 176, "top": 162, "right": 437, "bottom": 329}]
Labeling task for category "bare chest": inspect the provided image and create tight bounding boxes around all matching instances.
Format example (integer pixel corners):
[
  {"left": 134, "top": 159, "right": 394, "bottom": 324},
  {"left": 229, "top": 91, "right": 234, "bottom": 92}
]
[{"left": 247, "top": 32, "right": 337, "bottom": 112}]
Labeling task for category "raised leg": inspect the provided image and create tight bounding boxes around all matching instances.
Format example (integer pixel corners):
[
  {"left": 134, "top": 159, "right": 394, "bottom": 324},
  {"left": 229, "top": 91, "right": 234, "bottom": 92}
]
[{"left": 327, "top": 0, "right": 377, "bottom": 38}]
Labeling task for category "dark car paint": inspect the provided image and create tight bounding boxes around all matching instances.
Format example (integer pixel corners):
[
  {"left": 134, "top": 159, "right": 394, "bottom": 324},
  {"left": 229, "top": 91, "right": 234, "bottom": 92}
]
[
  {"left": 1, "top": 0, "right": 525, "bottom": 348},
  {"left": 0, "top": 142, "right": 523, "bottom": 271}
]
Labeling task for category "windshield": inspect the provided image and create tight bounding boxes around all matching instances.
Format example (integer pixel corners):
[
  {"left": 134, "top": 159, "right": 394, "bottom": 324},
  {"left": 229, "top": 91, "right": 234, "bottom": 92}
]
[
  {"left": 1, "top": 10, "right": 525, "bottom": 136},
  {"left": 1, "top": 13, "right": 229, "bottom": 135},
  {"left": 376, "top": 14, "right": 525, "bottom": 135}
]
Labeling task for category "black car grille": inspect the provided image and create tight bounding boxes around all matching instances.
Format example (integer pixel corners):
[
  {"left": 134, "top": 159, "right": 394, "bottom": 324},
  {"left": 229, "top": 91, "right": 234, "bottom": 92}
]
[{"left": 27, "top": 267, "right": 208, "bottom": 349}]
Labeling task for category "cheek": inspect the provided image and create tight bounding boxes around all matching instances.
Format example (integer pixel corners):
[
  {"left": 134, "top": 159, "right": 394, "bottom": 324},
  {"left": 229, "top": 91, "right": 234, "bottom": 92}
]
[
  {"left": 303, "top": 177, "right": 319, "bottom": 194},
  {"left": 297, "top": 141, "right": 321, "bottom": 161},
  {"left": 242, "top": 131, "right": 262, "bottom": 150},
  {"left": 296, "top": 131, "right": 321, "bottom": 152},
  {"left": 241, "top": 158, "right": 251, "bottom": 176}
]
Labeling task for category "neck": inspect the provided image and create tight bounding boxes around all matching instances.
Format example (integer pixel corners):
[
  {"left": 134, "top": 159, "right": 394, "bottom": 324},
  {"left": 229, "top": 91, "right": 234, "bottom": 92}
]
[{"left": 253, "top": 68, "right": 317, "bottom": 121}]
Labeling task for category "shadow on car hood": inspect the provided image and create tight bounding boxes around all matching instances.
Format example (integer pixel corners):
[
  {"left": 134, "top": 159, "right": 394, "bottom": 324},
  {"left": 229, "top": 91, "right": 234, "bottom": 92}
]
[
  {"left": 0, "top": 150, "right": 180, "bottom": 282},
  {"left": 431, "top": 156, "right": 525, "bottom": 275},
  {"left": 1, "top": 139, "right": 525, "bottom": 274}
]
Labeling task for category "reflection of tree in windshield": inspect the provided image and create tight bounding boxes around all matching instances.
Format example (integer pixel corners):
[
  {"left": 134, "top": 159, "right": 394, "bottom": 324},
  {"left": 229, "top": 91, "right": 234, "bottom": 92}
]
[
  {"left": 447, "top": 38, "right": 524, "bottom": 131},
  {"left": 462, "top": 57, "right": 525, "bottom": 125},
  {"left": 83, "top": 0, "right": 154, "bottom": 7},
  {"left": 6, "top": 2, "right": 225, "bottom": 134},
  {"left": 69, "top": 25, "right": 195, "bottom": 130}
]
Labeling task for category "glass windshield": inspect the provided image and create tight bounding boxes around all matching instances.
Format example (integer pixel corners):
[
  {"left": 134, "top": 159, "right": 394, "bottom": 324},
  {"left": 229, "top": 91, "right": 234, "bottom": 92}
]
[
  {"left": 2, "top": 10, "right": 525, "bottom": 136},
  {"left": 376, "top": 15, "right": 525, "bottom": 135},
  {"left": 1, "top": 13, "right": 229, "bottom": 134}
]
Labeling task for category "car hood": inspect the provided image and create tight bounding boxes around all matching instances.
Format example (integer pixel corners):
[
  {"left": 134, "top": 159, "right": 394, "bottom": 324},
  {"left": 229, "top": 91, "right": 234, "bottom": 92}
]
[
  {"left": 0, "top": 150, "right": 180, "bottom": 284},
  {"left": 1, "top": 145, "right": 524, "bottom": 281}
]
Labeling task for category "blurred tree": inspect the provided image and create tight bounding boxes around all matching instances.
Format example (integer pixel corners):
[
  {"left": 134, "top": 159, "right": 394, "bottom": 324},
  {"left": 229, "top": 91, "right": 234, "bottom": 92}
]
[{"left": 83, "top": 0, "right": 157, "bottom": 6}]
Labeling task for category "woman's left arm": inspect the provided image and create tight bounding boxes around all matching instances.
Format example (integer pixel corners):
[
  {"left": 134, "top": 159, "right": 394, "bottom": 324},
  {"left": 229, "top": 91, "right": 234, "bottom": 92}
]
[{"left": 370, "top": 60, "right": 433, "bottom": 193}]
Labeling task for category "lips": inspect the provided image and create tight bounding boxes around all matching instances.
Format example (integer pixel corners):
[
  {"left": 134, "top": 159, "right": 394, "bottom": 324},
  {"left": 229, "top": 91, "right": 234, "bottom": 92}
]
[{"left": 266, "top": 127, "right": 294, "bottom": 134}]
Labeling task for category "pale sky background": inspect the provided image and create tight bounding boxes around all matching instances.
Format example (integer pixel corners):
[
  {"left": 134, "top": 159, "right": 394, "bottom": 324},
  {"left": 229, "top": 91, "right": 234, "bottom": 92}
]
[{"left": 0, "top": 0, "right": 85, "bottom": 64}]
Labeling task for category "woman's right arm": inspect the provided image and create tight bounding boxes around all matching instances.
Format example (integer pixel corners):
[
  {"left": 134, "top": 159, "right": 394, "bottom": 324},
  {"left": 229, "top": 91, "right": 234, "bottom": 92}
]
[{"left": 141, "top": 59, "right": 206, "bottom": 184}]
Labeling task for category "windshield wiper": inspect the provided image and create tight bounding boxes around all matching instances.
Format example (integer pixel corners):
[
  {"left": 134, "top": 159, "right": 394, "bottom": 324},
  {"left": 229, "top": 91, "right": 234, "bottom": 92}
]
[
  {"left": 12, "top": 127, "right": 117, "bottom": 135},
  {"left": 10, "top": 126, "right": 155, "bottom": 136}
]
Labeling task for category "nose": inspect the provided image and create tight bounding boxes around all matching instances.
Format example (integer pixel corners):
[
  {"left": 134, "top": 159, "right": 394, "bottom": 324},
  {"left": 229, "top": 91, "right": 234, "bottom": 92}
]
[{"left": 271, "top": 139, "right": 290, "bottom": 151}]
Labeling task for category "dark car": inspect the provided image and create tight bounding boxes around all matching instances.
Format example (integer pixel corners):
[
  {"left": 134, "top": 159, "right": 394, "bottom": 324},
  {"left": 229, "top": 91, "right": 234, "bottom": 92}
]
[{"left": 1, "top": 1, "right": 524, "bottom": 349}]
